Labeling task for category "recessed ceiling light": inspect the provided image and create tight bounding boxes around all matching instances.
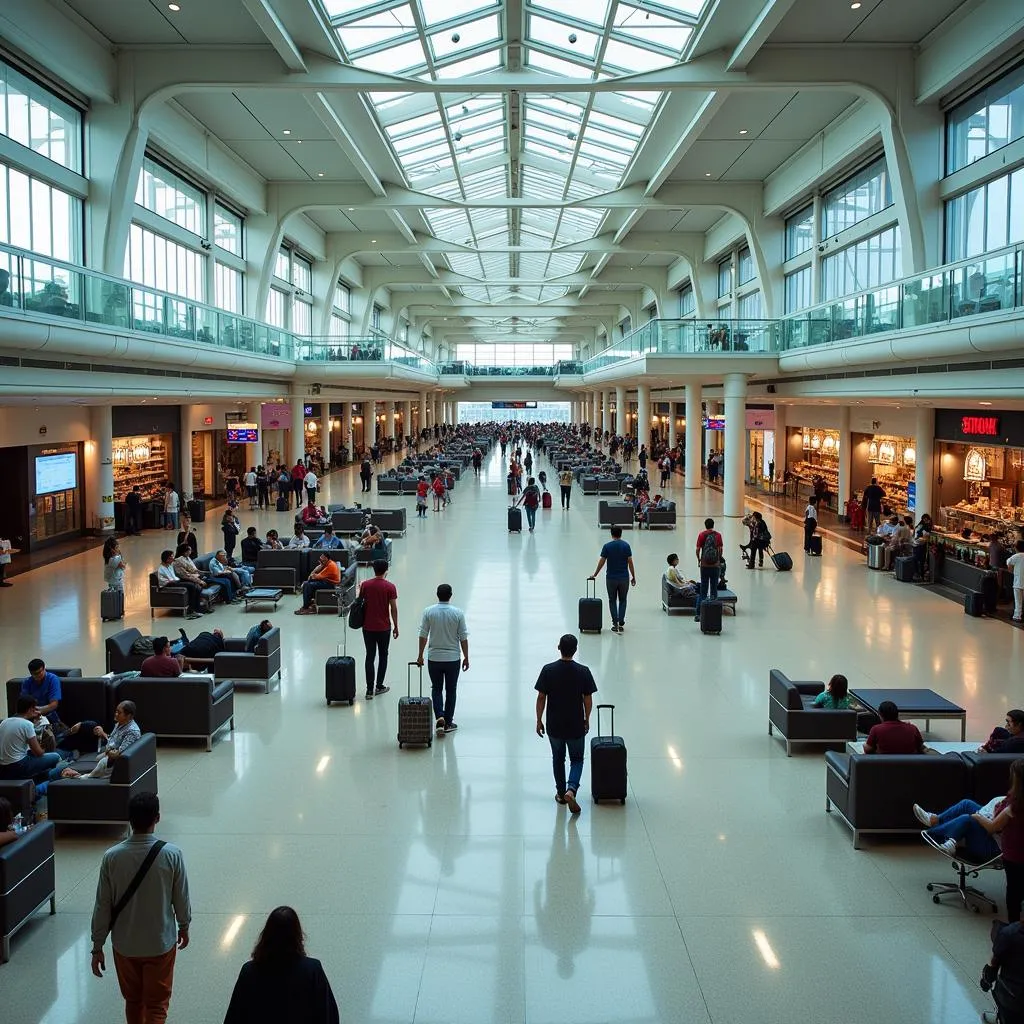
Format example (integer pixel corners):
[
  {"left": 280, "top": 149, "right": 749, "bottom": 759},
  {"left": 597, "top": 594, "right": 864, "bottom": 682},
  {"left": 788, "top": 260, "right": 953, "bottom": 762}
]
[
  {"left": 704, "top": 172, "right": 712, "bottom": 177},
  {"left": 296, "top": 140, "right": 302, "bottom": 144},
  {"left": 282, "top": 129, "right": 291, "bottom": 135},
  {"left": 980, "top": 401, "right": 993, "bottom": 406},
  {"left": 850, "top": 1, "right": 861, "bottom": 7},
  {"left": 317, "top": 172, "right": 324, "bottom": 177},
  {"left": 347, "top": 207, "right": 354, "bottom": 211},
  {"left": 371, "top": 239, "right": 377, "bottom": 243},
  {"left": 167, "top": 2, "right": 180, "bottom": 9},
  {"left": 739, "top": 129, "right": 748, "bottom": 135}
]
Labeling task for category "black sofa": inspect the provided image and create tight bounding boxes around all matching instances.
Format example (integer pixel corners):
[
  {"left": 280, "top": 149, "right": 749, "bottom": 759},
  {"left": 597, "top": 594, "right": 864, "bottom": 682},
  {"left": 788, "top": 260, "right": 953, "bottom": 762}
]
[
  {"left": 0, "top": 821, "right": 55, "bottom": 961},
  {"left": 114, "top": 677, "right": 234, "bottom": 751},
  {"left": 768, "top": 669, "right": 859, "bottom": 756}
]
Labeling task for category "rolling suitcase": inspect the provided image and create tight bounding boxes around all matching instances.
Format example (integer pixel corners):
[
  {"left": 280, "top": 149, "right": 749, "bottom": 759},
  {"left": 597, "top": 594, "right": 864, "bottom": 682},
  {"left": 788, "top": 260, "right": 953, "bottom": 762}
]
[
  {"left": 579, "top": 577, "right": 602, "bottom": 634},
  {"left": 508, "top": 505, "right": 522, "bottom": 533},
  {"left": 100, "top": 588, "right": 124, "bottom": 622},
  {"left": 398, "top": 662, "right": 433, "bottom": 748},
  {"left": 809, "top": 535, "right": 822, "bottom": 556},
  {"left": 507, "top": 473, "right": 516, "bottom": 496},
  {"left": 699, "top": 600, "right": 723, "bottom": 635},
  {"left": 276, "top": 495, "right": 289, "bottom": 512},
  {"left": 981, "top": 571, "right": 999, "bottom": 614},
  {"left": 591, "top": 704, "right": 627, "bottom": 804},
  {"left": 187, "top": 499, "right": 205, "bottom": 523},
  {"left": 768, "top": 546, "right": 792, "bottom": 572},
  {"left": 542, "top": 491, "right": 552, "bottom": 509},
  {"left": 325, "top": 630, "right": 356, "bottom": 706},
  {"left": 894, "top": 555, "right": 916, "bottom": 582},
  {"left": 964, "top": 591, "right": 984, "bottom": 617}
]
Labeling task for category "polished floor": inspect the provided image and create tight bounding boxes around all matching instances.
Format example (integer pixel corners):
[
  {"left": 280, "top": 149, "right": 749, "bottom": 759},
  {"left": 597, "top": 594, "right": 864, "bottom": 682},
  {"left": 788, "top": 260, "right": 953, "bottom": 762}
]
[{"left": 1, "top": 443, "right": 1018, "bottom": 1023}]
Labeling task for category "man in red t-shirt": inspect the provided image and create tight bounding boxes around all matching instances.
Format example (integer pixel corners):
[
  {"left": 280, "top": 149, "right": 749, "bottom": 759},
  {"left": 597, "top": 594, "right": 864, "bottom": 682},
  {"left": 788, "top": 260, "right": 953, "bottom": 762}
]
[
  {"left": 864, "top": 700, "right": 925, "bottom": 754},
  {"left": 359, "top": 559, "right": 399, "bottom": 700},
  {"left": 693, "top": 517, "right": 724, "bottom": 620}
]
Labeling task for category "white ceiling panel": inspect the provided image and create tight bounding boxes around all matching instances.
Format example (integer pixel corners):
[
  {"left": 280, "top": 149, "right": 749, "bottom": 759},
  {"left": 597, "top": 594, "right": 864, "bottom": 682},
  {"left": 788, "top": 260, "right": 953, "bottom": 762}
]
[
  {"left": 757, "top": 91, "right": 858, "bottom": 141},
  {"left": 701, "top": 91, "right": 798, "bottom": 140},
  {"left": 721, "top": 139, "right": 807, "bottom": 180},
  {"left": 223, "top": 141, "right": 310, "bottom": 179},
  {"left": 667, "top": 140, "right": 754, "bottom": 181},
  {"left": 232, "top": 92, "right": 336, "bottom": 140},
  {"left": 282, "top": 141, "right": 363, "bottom": 180},
  {"left": 64, "top": 0, "right": 266, "bottom": 45},
  {"left": 773, "top": 0, "right": 964, "bottom": 43},
  {"left": 176, "top": 94, "right": 274, "bottom": 142},
  {"left": 849, "top": 0, "right": 965, "bottom": 42}
]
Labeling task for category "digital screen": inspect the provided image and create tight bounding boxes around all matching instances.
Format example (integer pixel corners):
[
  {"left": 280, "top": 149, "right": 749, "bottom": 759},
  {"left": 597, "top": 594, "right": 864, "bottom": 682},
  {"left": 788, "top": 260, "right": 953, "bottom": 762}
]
[
  {"left": 35, "top": 452, "right": 77, "bottom": 494},
  {"left": 304, "top": 405, "right": 313, "bottom": 416},
  {"left": 491, "top": 401, "right": 538, "bottom": 409},
  {"left": 704, "top": 416, "right": 726, "bottom": 430},
  {"left": 226, "top": 425, "right": 260, "bottom": 444}
]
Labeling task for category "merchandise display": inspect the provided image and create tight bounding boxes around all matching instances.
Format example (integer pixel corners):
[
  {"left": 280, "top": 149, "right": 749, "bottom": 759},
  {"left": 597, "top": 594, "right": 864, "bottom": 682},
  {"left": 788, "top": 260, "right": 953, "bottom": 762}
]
[{"left": 112, "top": 434, "right": 172, "bottom": 501}]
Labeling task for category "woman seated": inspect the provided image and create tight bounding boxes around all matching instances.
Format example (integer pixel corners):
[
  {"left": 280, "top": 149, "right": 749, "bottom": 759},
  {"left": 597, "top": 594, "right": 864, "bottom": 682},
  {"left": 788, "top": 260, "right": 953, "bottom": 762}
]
[
  {"left": 665, "top": 554, "right": 698, "bottom": 598},
  {"left": 811, "top": 673, "right": 852, "bottom": 709},
  {"left": 359, "top": 524, "right": 384, "bottom": 549},
  {"left": 265, "top": 530, "right": 283, "bottom": 551},
  {"left": 59, "top": 701, "right": 141, "bottom": 779},
  {"left": 301, "top": 500, "right": 330, "bottom": 527}
]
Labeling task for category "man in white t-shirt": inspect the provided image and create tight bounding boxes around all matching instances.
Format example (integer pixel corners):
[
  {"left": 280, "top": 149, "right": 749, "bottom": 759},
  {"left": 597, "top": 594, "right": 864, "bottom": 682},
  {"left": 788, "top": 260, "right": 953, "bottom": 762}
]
[
  {"left": 0, "top": 696, "right": 63, "bottom": 781},
  {"left": 303, "top": 469, "right": 318, "bottom": 505},
  {"left": 416, "top": 583, "right": 469, "bottom": 736},
  {"left": 1007, "top": 540, "right": 1024, "bottom": 622},
  {"left": 163, "top": 485, "right": 180, "bottom": 530},
  {"left": 244, "top": 468, "right": 257, "bottom": 508}
]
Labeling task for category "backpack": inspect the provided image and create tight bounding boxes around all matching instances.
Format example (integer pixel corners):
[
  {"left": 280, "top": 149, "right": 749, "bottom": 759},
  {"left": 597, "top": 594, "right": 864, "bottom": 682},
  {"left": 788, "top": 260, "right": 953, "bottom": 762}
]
[
  {"left": 756, "top": 521, "right": 771, "bottom": 544},
  {"left": 699, "top": 532, "right": 720, "bottom": 566},
  {"left": 523, "top": 487, "right": 539, "bottom": 508}
]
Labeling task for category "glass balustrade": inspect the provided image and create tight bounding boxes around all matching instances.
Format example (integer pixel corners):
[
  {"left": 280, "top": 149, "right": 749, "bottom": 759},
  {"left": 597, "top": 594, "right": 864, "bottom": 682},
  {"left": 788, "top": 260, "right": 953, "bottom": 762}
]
[{"left": 298, "top": 337, "right": 435, "bottom": 373}]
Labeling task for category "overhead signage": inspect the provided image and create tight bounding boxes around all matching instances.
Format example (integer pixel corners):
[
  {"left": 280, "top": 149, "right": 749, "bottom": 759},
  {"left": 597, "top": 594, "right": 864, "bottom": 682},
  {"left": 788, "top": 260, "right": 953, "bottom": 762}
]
[
  {"left": 703, "top": 415, "right": 725, "bottom": 430},
  {"left": 492, "top": 401, "right": 538, "bottom": 409},
  {"left": 961, "top": 415, "right": 999, "bottom": 437},
  {"left": 203, "top": 416, "right": 214, "bottom": 426},
  {"left": 304, "top": 405, "right": 314, "bottom": 416},
  {"left": 226, "top": 423, "right": 260, "bottom": 444}
]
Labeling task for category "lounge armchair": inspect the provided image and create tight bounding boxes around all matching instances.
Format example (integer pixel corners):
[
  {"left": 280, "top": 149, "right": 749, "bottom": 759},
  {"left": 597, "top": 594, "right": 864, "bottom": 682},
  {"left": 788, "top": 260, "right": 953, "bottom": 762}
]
[
  {"left": 46, "top": 733, "right": 158, "bottom": 825},
  {"left": 597, "top": 500, "right": 634, "bottom": 528},
  {"left": 252, "top": 549, "right": 303, "bottom": 593},
  {"left": 768, "top": 669, "right": 859, "bottom": 756},
  {"left": 6, "top": 675, "right": 119, "bottom": 727},
  {"left": 211, "top": 627, "right": 283, "bottom": 692},
  {"left": 105, "top": 628, "right": 146, "bottom": 673},
  {"left": 114, "top": 678, "right": 234, "bottom": 751},
  {"left": 149, "top": 571, "right": 219, "bottom": 618},
  {"left": 314, "top": 562, "right": 358, "bottom": 616},
  {"left": 646, "top": 501, "right": 677, "bottom": 529},
  {"left": 0, "top": 821, "right": 55, "bottom": 962},
  {"left": 0, "top": 781, "right": 34, "bottom": 819}
]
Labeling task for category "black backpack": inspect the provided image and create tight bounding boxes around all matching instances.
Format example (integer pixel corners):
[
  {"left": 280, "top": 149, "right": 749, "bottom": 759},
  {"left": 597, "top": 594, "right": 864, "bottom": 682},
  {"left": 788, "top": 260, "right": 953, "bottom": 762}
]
[{"left": 700, "top": 532, "right": 720, "bottom": 566}]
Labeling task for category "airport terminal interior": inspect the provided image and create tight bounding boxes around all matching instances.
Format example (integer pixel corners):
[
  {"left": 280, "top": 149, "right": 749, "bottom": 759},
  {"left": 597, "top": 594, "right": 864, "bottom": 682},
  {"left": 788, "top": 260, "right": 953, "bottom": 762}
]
[{"left": 1, "top": 0, "right": 1024, "bottom": 1020}]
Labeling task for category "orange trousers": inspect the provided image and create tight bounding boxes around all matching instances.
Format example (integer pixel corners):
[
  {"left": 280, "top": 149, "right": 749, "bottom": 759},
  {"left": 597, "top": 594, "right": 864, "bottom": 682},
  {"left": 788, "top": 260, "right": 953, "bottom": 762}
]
[{"left": 113, "top": 946, "right": 176, "bottom": 1024}]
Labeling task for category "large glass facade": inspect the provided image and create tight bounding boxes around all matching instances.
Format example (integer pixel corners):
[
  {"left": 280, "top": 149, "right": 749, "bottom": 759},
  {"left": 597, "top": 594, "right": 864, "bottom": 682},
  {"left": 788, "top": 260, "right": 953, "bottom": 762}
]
[
  {"left": 947, "top": 63, "right": 1024, "bottom": 174},
  {"left": 0, "top": 164, "right": 81, "bottom": 261},
  {"left": 136, "top": 159, "right": 205, "bottom": 235},
  {"left": 678, "top": 284, "right": 695, "bottom": 317},
  {"left": 0, "top": 61, "right": 81, "bottom": 172},
  {"left": 737, "top": 290, "right": 762, "bottom": 319},
  {"left": 786, "top": 205, "right": 814, "bottom": 259},
  {"left": 823, "top": 157, "right": 892, "bottom": 236},
  {"left": 785, "top": 266, "right": 812, "bottom": 313},
  {"left": 455, "top": 343, "right": 574, "bottom": 366},
  {"left": 737, "top": 246, "right": 755, "bottom": 284},
  {"left": 822, "top": 226, "right": 901, "bottom": 300},
  {"left": 945, "top": 166, "right": 1024, "bottom": 260},
  {"left": 125, "top": 223, "right": 204, "bottom": 300}
]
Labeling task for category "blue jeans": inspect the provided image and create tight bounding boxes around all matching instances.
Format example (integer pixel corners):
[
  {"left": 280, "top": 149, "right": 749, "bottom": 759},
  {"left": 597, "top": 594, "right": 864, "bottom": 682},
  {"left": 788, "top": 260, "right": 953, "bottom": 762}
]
[
  {"left": 525, "top": 505, "right": 537, "bottom": 530},
  {"left": 0, "top": 751, "right": 62, "bottom": 782},
  {"left": 927, "top": 799, "right": 1001, "bottom": 861},
  {"left": 695, "top": 566, "right": 720, "bottom": 614},
  {"left": 606, "top": 577, "right": 630, "bottom": 626},
  {"left": 549, "top": 735, "right": 586, "bottom": 797},
  {"left": 163, "top": 511, "right": 179, "bottom": 529},
  {"left": 427, "top": 659, "right": 460, "bottom": 725}
]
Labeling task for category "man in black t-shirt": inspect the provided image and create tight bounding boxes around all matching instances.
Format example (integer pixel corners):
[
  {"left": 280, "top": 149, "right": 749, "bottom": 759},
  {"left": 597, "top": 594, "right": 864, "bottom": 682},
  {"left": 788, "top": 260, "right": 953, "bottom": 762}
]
[{"left": 534, "top": 634, "right": 597, "bottom": 815}]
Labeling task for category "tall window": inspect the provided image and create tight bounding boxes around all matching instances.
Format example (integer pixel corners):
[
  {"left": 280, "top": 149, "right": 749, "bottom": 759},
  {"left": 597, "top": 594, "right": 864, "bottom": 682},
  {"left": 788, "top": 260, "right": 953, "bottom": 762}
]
[
  {"left": 214, "top": 262, "right": 242, "bottom": 313},
  {"left": 947, "top": 64, "right": 1024, "bottom": 174},
  {"left": 737, "top": 246, "right": 755, "bottom": 284},
  {"left": 266, "top": 287, "right": 286, "bottom": 328},
  {"left": 945, "top": 167, "right": 1024, "bottom": 260},
  {"left": 213, "top": 203, "right": 244, "bottom": 313},
  {"left": 268, "top": 244, "right": 314, "bottom": 331},
  {"left": 214, "top": 205, "right": 242, "bottom": 255},
  {"left": 371, "top": 303, "right": 383, "bottom": 333},
  {"left": 822, "top": 226, "right": 901, "bottom": 300},
  {"left": 329, "top": 313, "right": 350, "bottom": 339},
  {"left": 0, "top": 165, "right": 81, "bottom": 260},
  {"left": 335, "top": 281, "right": 352, "bottom": 313},
  {"left": 0, "top": 62, "right": 82, "bottom": 172},
  {"left": 717, "top": 258, "right": 732, "bottom": 297},
  {"left": 136, "top": 159, "right": 205, "bottom": 236},
  {"left": 737, "top": 290, "right": 762, "bottom": 320},
  {"left": 786, "top": 206, "right": 814, "bottom": 259},
  {"left": 678, "top": 284, "right": 695, "bottom": 317},
  {"left": 785, "top": 267, "right": 812, "bottom": 313},
  {"left": 126, "top": 224, "right": 204, "bottom": 300},
  {"left": 823, "top": 158, "right": 892, "bottom": 236}
]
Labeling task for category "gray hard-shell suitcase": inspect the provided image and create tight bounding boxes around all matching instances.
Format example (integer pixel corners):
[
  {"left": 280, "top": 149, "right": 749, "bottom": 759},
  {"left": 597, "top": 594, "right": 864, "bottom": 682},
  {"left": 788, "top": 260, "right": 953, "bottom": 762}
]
[
  {"left": 591, "top": 704, "right": 627, "bottom": 804},
  {"left": 398, "top": 662, "right": 433, "bottom": 748},
  {"left": 100, "top": 588, "right": 124, "bottom": 622},
  {"left": 579, "top": 577, "right": 602, "bottom": 634}
]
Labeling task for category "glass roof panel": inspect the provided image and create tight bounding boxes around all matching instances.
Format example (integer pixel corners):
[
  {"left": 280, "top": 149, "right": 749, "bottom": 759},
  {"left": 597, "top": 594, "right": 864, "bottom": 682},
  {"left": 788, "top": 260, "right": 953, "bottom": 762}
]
[
  {"left": 480, "top": 253, "right": 510, "bottom": 275},
  {"left": 424, "top": 209, "right": 472, "bottom": 242},
  {"left": 578, "top": 138, "right": 630, "bottom": 165},
  {"left": 370, "top": 91, "right": 413, "bottom": 109},
  {"left": 546, "top": 253, "right": 584, "bottom": 274},
  {"left": 335, "top": 5, "right": 415, "bottom": 52},
  {"left": 521, "top": 166, "right": 569, "bottom": 198},
  {"left": 450, "top": 109, "right": 504, "bottom": 134},
  {"left": 529, "top": 108, "right": 579, "bottom": 135},
  {"left": 447, "top": 253, "right": 483, "bottom": 275},
  {"left": 614, "top": 3, "right": 693, "bottom": 51},
  {"left": 430, "top": 15, "right": 500, "bottom": 59},
  {"left": 602, "top": 38, "right": 675, "bottom": 72},
  {"left": 531, "top": 95, "right": 586, "bottom": 120},
  {"left": 525, "top": 49, "right": 592, "bottom": 77},
  {"left": 421, "top": 0, "right": 499, "bottom": 26},
  {"left": 323, "top": 0, "right": 378, "bottom": 16},
  {"left": 454, "top": 139, "right": 505, "bottom": 163},
  {"left": 528, "top": 15, "right": 599, "bottom": 59},
  {"left": 587, "top": 108, "right": 645, "bottom": 135},
  {"left": 352, "top": 38, "right": 427, "bottom": 73},
  {"left": 385, "top": 110, "right": 444, "bottom": 142},
  {"left": 460, "top": 286, "right": 492, "bottom": 300},
  {"left": 528, "top": 0, "right": 609, "bottom": 28},
  {"left": 435, "top": 51, "right": 503, "bottom": 78},
  {"left": 395, "top": 138, "right": 450, "bottom": 164},
  {"left": 524, "top": 138, "right": 572, "bottom": 164},
  {"left": 462, "top": 167, "right": 508, "bottom": 196},
  {"left": 652, "top": 0, "right": 709, "bottom": 15}
]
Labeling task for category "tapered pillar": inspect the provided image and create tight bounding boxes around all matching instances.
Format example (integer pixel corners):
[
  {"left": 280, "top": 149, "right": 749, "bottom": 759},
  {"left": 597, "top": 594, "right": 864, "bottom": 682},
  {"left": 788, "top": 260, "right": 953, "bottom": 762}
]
[
  {"left": 403, "top": 401, "right": 412, "bottom": 442},
  {"left": 343, "top": 403, "right": 353, "bottom": 460},
  {"left": 915, "top": 406, "right": 934, "bottom": 520},
  {"left": 637, "top": 384, "right": 650, "bottom": 453},
  {"left": 723, "top": 374, "right": 747, "bottom": 517},
  {"left": 386, "top": 401, "right": 396, "bottom": 442},
  {"left": 87, "top": 405, "right": 115, "bottom": 533},
  {"left": 419, "top": 391, "right": 428, "bottom": 433},
  {"left": 773, "top": 402, "right": 787, "bottom": 480},
  {"left": 685, "top": 382, "right": 702, "bottom": 489},
  {"left": 837, "top": 405, "right": 851, "bottom": 509},
  {"left": 668, "top": 403, "right": 677, "bottom": 449},
  {"left": 290, "top": 397, "right": 305, "bottom": 465},
  {"left": 602, "top": 391, "right": 611, "bottom": 435},
  {"left": 321, "top": 407, "right": 331, "bottom": 466},
  {"left": 179, "top": 405, "right": 194, "bottom": 501},
  {"left": 615, "top": 386, "right": 626, "bottom": 435}
]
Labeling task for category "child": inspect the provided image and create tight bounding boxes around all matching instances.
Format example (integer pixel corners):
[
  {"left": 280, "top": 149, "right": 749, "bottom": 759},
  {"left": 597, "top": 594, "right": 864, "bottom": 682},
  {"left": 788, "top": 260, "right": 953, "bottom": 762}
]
[{"left": 415, "top": 476, "right": 429, "bottom": 518}]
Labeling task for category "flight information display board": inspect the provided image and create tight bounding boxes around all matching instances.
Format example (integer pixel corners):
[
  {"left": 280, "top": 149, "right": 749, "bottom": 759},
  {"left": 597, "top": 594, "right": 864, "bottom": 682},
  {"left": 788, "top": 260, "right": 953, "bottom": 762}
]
[{"left": 491, "top": 401, "right": 538, "bottom": 409}]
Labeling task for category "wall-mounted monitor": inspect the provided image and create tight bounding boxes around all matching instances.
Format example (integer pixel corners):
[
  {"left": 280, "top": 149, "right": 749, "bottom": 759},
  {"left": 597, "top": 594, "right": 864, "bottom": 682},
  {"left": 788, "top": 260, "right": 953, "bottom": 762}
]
[
  {"left": 35, "top": 452, "right": 78, "bottom": 494},
  {"left": 226, "top": 424, "right": 260, "bottom": 444},
  {"left": 704, "top": 416, "right": 726, "bottom": 430}
]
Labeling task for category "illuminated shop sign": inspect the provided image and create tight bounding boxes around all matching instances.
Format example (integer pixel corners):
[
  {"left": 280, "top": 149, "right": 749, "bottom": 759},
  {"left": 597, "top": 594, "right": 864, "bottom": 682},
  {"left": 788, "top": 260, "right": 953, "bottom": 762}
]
[{"left": 961, "top": 416, "right": 999, "bottom": 437}]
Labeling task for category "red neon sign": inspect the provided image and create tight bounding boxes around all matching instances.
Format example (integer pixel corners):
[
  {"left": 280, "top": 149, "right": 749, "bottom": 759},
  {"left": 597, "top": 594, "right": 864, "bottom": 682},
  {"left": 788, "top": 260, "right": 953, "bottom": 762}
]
[{"left": 961, "top": 415, "right": 999, "bottom": 437}]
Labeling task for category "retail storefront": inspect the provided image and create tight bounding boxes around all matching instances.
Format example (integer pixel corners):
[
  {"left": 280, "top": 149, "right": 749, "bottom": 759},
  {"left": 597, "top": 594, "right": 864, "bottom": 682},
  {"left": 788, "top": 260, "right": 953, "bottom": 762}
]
[
  {"left": 110, "top": 406, "right": 180, "bottom": 530},
  {"left": 745, "top": 408, "right": 776, "bottom": 489},
  {"left": 849, "top": 432, "right": 916, "bottom": 518},
  {"left": 786, "top": 425, "right": 841, "bottom": 509}
]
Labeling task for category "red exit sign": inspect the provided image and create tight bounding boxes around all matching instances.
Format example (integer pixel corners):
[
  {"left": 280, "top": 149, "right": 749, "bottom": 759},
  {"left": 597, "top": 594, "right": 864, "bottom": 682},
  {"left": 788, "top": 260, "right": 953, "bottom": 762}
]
[{"left": 961, "top": 415, "right": 999, "bottom": 436}]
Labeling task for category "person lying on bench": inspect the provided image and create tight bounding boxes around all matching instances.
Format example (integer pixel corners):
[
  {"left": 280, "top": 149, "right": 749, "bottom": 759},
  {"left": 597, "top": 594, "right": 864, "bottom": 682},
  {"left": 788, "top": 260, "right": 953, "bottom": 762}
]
[{"left": 59, "top": 701, "right": 141, "bottom": 779}]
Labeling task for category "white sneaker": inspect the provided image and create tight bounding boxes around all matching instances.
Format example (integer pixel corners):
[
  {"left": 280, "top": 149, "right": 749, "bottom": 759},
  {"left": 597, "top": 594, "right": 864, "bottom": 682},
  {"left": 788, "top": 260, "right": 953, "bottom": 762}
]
[
  {"left": 913, "top": 804, "right": 934, "bottom": 827},
  {"left": 939, "top": 838, "right": 957, "bottom": 855}
]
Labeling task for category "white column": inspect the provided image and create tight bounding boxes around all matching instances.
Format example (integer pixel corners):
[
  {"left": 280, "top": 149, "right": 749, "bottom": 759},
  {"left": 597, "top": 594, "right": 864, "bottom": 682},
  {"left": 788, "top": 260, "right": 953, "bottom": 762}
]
[
  {"left": 591, "top": 391, "right": 599, "bottom": 428},
  {"left": 431, "top": 396, "right": 440, "bottom": 429},
  {"left": 614, "top": 386, "right": 626, "bottom": 435},
  {"left": 723, "top": 374, "right": 747, "bottom": 517},
  {"left": 179, "top": 405, "right": 194, "bottom": 501},
  {"left": 705, "top": 400, "right": 719, "bottom": 461},
  {"left": 773, "top": 402, "right": 788, "bottom": 480},
  {"left": 87, "top": 405, "right": 115, "bottom": 534},
  {"left": 452, "top": 400, "right": 459, "bottom": 425},
  {"left": 290, "top": 397, "right": 306, "bottom": 465},
  {"left": 668, "top": 402, "right": 677, "bottom": 448},
  {"left": 343, "top": 402, "right": 353, "bottom": 460},
  {"left": 419, "top": 391, "right": 429, "bottom": 433},
  {"left": 685, "top": 382, "right": 702, "bottom": 490},
  {"left": 602, "top": 390, "right": 611, "bottom": 435},
  {"left": 403, "top": 400, "right": 412, "bottom": 442},
  {"left": 386, "top": 401, "right": 396, "bottom": 443},
  {"left": 915, "top": 406, "right": 935, "bottom": 520},
  {"left": 837, "top": 405, "right": 852, "bottom": 511},
  {"left": 320, "top": 406, "right": 331, "bottom": 467},
  {"left": 637, "top": 383, "right": 650, "bottom": 453}
]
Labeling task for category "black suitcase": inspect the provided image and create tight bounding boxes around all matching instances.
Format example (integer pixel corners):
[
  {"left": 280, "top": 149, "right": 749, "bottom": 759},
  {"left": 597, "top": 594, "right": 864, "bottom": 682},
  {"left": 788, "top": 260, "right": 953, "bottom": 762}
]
[
  {"left": 398, "top": 663, "right": 433, "bottom": 748},
  {"left": 507, "top": 474, "right": 516, "bottom": 496},
  {"left": 591, "top": 704, "right": 627, "bottom": 804},
  {"left": 579, "top": 577, "right": 602, "bottom": 634},
  {"left": 100, "top": 588, "right": 124, "bottom": 622},
  {"left": 326, "top": 631, "right": 356, "bottom": 706},
  {"left": 895, "top": 555, "right": 916, "bottom": 582},
  {"left": 699, "top": 600, "right": 723, "bottom": 635},
  {"left": 187, "top": 499, "right": 206, "bottom": 523},
  {"left": 769, "top": 547, "right": 792, "bottom": 572},
  {"left": 964, "top": 591, "right": 984, "bottom": 617},
  {"left": 276, "top": 495, "right": 289, "bottom": 512},
  {"left": 981, "top": 571, "right": 999, "bottom": 614},
  {"left": 508, "top": 505, "right": 522, "bottom": 533},
  {"left": 809, "top": 535, "right": 822, "bottom": 556}
]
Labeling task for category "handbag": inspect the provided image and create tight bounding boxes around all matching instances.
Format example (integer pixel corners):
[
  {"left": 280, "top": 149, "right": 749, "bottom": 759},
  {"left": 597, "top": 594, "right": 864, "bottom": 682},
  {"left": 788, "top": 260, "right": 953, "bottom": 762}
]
[{"left": 347, "top": 595, "right": 366, "bottom": 630}]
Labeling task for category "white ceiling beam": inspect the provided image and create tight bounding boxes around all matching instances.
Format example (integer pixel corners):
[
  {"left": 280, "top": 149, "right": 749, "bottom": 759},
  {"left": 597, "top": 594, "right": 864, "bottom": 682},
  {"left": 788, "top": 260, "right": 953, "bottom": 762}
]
[
  {"left": 305, "top": 92, "right": 386, "bottom": 196},
  {"left": 643, "top": 91, "right": 729, "bottom": 195},
  {"left": 418, "top": 253, "right": 438, "bottom": 278},
  {"left": 239, "top": 0, "right": 307, "bottom": 72},
  {"left": 388, "top": 210, "right": 417, "bottom": 244},
  {"left": 612, "top": 211, "right": 643, "bottom": 246},
  {"left": 726, "top": 0, "right": 801, "bottom": 72}
]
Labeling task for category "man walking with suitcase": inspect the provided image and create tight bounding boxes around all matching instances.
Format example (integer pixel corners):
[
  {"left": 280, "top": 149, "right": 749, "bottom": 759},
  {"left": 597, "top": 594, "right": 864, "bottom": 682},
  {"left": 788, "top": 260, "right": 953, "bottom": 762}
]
[
  {"left": 359, "top": 559, "right": 398, "bottom": 700},
  {"left": 694, "top": 518, "right": 723, "bottom": 620},
  {"left": 588, "top": 526, "right": 636, "bottom": 634},
  {"left": 416, "top": 583, "right": 470, "bottom": 736},
  {"left": 534, "top": 634, "right": 597, "bottom": 815}
]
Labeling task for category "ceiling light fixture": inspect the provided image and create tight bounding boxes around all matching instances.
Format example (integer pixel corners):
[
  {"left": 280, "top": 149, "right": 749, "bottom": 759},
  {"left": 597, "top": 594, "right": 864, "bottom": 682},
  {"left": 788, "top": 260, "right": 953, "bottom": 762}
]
[
  {"left": 704, "top": 172, "right": 712, "bottom": 177},
  {"left": 371, "top": 239, "right": 377, "bottom": 244},
  {"left": 850, "top": 1, "right": 861, "bottom": 7},
  {"left": 317, "top": 172, "right": 324, "bottom": 177},
  {"left": 282, "top": 129, "right": 291, "bottom": 135},
  {"left": 739, "top": 129, "right": 748, "bottom": 135},
  {"left": 167, "top": 2, "right": 180, "bottom": 9}
]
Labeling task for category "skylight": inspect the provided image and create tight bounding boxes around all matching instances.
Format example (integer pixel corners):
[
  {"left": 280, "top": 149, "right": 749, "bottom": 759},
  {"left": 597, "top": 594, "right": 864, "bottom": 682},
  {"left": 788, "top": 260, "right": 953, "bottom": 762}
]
[
  {"left": 420, "top": 0, "right": 499, "bottom": 26},
  {"left": 429, "top": 15, "right": 499, "bottom": 59},
  {"left": 335, "top": 5, "right": 415, "bottom": 53}
]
